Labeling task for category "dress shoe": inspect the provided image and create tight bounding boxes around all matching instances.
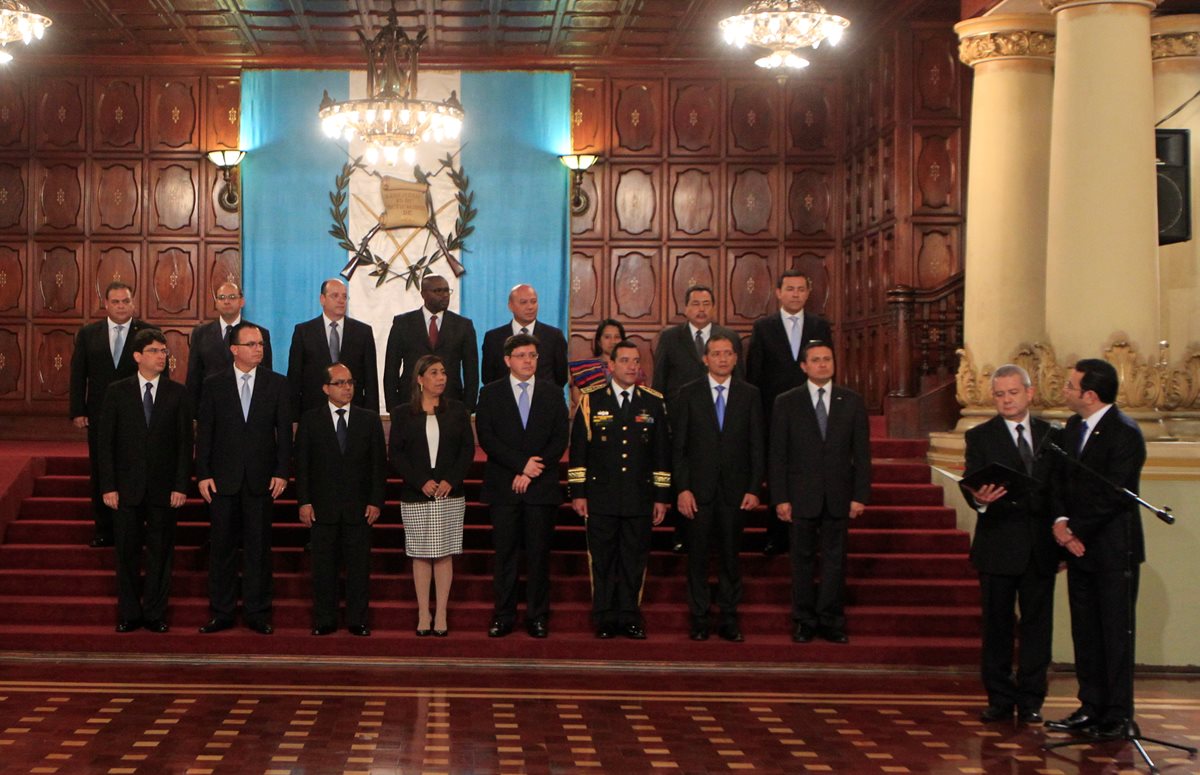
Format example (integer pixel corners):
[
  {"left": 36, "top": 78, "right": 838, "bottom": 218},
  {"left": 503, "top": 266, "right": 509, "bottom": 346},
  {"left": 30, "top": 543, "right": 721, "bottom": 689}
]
[
  {"left": 1045, "top": 708, "right": 1095, "bottom": 731},
  {"left": 623, "top": 623, "right": 646, "bottom": 640},
  {"left": 198, "top": 618, "right": 234, "bottom": 634},
  {"left": 671, "top": 539, "right": 686, "bottom": 554},
  {"left": 312, "top": 624, "right": 336, "bottom": 636},
  {"left": 762, "top": 540, "right": 787, "bottom": 556},
  {"left": 1018, "top": 709, "right": 1043, "bottom": 724},
  {"left": 820, "top": 627, "right": 849, "bottom": 644},
  {"left": 488, "top": 620, "right": 513, "bottom": 638},
  {"left": 416, "top": 628, "right": 432, "bottom": 637},
  {"left": 596, "top": 625, "right": 617, "bottom": 639},
  {"left": 1087, "top": 718, "right": 1130, "bottom": 739},
  {"left": 143, "top": 620, "right": 169, "bottom": 634},
  {"left": 527, "top": 619, "right": 549, "bottom": 639},
  {"left": 89, "top": 534, "right": 113, "bottom": 548},
  {"left": 247, "top": 620, "right": 274, "bottom": 635},
  {"left": 348, "top": 625, "right": 370, "bottom": 637},
  {"left": 980, "top": 705, "right": 1013, "bottom": 723},
  {"left": 432, "top": 628, "right": 448, "bottom": 638},
  {"left": 792, "top": 623, "right": 816, "bottom": 643},
  {"left": 718, "top": 624, "right": 744, "bottom": 643},
  {"left": 115, "top": 619, "right": 142, "bottom": 633},
  {"left": 690, "top": 626, "right": 710, "bottom": 641}
]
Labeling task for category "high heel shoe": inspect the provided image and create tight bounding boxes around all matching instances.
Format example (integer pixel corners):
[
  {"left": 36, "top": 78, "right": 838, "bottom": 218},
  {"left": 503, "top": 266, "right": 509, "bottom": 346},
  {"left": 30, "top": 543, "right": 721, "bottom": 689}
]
[
  {"left": 416, "top": 628, "right": 432, "bottom": 636},
  {"left": 432, "top": 628, "right": 448, "bottom": 637}
]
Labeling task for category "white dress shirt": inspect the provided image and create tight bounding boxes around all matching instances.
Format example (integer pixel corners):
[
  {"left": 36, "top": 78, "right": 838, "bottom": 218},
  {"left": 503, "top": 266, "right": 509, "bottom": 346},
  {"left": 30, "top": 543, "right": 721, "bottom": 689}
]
[
  {"left": 327, "top": 401, "right": 349, "bottom": 428},
  {"left": 510, "top": 373, "right": 535, "bottom": 405},
  {"left": 806, "top": 379, "right": 832, "bottom": 412},
  {"left": 688, "top": 322, "right": 713, "bottom": 350},
  {"left": 137, "top": 373, "right": 161, "bottom": 403},
  {"left": 510, "top": 319, "right": 536, "bottom": 336},
  {"left": 708, "top": 374, "right": 732, "bottom": 403}
]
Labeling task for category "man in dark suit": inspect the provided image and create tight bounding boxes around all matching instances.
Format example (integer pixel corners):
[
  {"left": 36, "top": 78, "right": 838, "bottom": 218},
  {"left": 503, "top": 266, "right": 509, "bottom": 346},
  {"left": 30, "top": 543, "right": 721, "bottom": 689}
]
[
  {"left": 481, "top": 283, "right": 568, "bottom": 388},
  {"left": 195, "top": 322, "right": 291, "bottom": 635},
  {"left": 569, "top": 340, "right": 671, "bottom": 640},
  {"left": 963, "top": 364, "right": 1059, "bottom": 724},
  {"left": 672, "top": 334, "right": 765, "bottom": 643},
  {"left": 70, "top": 281, "right": 158, "bottom": 547},
  {"left": 295, "top": 362, "right": 387, "bottom": 637},
  {"left": 769, "top": 341, "right": 870, "bottom": 644},
  {"left": 97, "top": 329, "right": 192, "bottom": 634},
  {"left": 287, "top": 278, "right": 379, "bottom": 421},
  {"left": 746, "top": 269, "right": 833, "bottom": 555},
  {"left": 475, "top": 332, "right": 569, "bottom": 638},
  {"left": 384, "top": 274, "right": 479, "bottom": 412},
  {"left": 187, "top": 281, "right": 273, "bottom": 407},
  {"left": 1045, "top": 359, "right": 1146, "bottom": 740}
]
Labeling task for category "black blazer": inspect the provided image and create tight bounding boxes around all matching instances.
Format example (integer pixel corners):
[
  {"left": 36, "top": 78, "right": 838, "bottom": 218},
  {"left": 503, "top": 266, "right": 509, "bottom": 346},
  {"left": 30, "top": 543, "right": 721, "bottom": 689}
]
[
  {"left": 769, "top": 383, "right": 871, "bottom": 519},
  {"left": 187, "top": 318, "right": 273, "bottom": 407},
  {"left": 671, "top": 377, "right": 765, "bottom": 507},
  {"left": 195, "top": 367, "right": 292, "bottom": 496},
  {"left": 389, "top": 398, "right": 476, "bottom": 502},
  {"left": 475, "top": 377, "right": 569, "bottom": 506},
  {"left": 287, "top": 316, "right": 379, "bottom": 420},
  {"left": 69, "top": 318, "right": 158, "bottom": 419},
  {"left": 745, "top": 312, "right": 832, "bottom": 418},
  {"left": 651, "top": 323, "right": 744, "bottom": 402},
  {"left": 383, "top": 308, "right": 479, "bottom": 412},
  {"left": 97, "top": 375, "right": 193, "bottom": 507},
  {"left": 1051, "top": 406, "right": 1146, "bottom": 571},
  {"left": 481, "top": 321, "right": 569, "bottom": 388},
  {"left": 294, "top": 404, "right": 387, "bottom": 523},
  {"left": 963, "top": 414, "right": 1060, "bottom": 577}
]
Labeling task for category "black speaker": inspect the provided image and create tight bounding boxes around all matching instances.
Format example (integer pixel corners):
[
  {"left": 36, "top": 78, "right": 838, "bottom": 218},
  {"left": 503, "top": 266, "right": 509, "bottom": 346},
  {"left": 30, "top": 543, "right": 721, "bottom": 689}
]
[{"left": 1157, "top": 128, "right": 1191, "bottom": 246}]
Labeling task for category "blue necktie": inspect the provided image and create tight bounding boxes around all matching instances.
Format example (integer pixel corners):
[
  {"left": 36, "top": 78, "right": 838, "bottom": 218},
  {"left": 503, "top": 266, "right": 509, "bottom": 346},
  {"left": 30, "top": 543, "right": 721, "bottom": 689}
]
[
  {"left": 1078, "top": 421, "right": 1089, "bottom": 454},
  {"left": 815, "top": 386, "right": 828, "bottom": 439},
  {"left": 240, "top": 373, "right": 252, "bottom": 420},
  {"left": 787, "top": 315, "right": 801, "bottom": 360},
  {"left": 518, "top": 382, "right": 530, "bottom": 429},
  {"left": 336, "top": 408, "right": 348, "bottom": 453},
  {"left": 714, "top": 384, "right": 726, "bottom": 431},
  {"left": 112, "top": 324, "right": 125, "bottom": 367},
  {"left": 143, "top": 381, "right": 153, "bottom": 427}
]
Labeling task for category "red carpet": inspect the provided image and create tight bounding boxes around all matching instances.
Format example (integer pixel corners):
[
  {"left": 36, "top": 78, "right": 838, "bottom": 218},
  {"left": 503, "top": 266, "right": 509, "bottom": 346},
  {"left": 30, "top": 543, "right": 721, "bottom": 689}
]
[{"left": 0, "top": 423, "right": 981, "bottom": 665}]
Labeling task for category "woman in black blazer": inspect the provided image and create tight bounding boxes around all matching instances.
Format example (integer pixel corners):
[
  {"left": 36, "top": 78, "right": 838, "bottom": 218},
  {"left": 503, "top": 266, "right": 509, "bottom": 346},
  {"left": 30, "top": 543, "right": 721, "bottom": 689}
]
[{"left": 389, "top": 355, "right": 475, "bottom": 636}]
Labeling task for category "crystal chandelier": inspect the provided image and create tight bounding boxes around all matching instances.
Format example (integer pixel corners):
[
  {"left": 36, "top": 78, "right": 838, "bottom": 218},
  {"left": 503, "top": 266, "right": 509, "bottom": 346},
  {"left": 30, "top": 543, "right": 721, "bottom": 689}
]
[
  {"left": 318, "top": 4, "right": 463, "bottom": 167},
  {"left": 719, "top": 0, "right": 849, "bottom": 71},
  {"left": 0, "top": 1, "right": 51, "bottom": 64}
]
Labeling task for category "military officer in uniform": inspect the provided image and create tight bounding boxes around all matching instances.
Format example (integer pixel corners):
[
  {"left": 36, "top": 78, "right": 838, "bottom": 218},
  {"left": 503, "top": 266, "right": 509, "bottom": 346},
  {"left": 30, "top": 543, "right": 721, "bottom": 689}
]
[{"left": 569, "top": 339, "right": 672, "bottom": 640}]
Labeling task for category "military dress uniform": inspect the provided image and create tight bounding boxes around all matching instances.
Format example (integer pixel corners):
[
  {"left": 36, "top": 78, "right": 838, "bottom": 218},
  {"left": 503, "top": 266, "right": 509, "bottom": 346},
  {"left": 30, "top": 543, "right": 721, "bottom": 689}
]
[{"left": 569, "top": 382, "right": 672, "bottom": 636}]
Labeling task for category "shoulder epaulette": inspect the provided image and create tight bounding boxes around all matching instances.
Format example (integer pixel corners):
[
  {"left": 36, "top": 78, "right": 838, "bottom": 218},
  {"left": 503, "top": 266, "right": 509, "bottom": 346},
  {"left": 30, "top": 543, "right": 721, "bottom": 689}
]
[
  {"left": 581, "top": 382, "right": 606, "bottom": 394},
  {"left": 638, "top": 385, "right": 663, "bottom": 399}
]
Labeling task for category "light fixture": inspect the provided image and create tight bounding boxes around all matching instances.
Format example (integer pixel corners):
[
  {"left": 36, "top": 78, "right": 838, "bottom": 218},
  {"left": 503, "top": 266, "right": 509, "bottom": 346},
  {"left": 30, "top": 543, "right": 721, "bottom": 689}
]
[
  {"left": 719, "top": 0, "right": 849, "bottom": 71},
  {"left": 0, "top": 0, "right": 50, "bottom": 64},
  {"left": 207, "top": 149, "right": 246, "bottom": 213},
  {"left": 559, "top": 154, "right": 600, "bottom": 216},
  {"left": 318, "top": 2, "right": 463, "bottom": 167}
]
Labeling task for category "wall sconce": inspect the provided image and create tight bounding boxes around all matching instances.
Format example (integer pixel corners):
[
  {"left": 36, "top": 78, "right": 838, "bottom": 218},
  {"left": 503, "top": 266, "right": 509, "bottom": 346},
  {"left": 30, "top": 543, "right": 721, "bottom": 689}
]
[
  {"left": 207, "top": 149, "right": 246, "bottom": 212},
  {"left": 559, "top": 154, "right": 600, "bottom": 215}
]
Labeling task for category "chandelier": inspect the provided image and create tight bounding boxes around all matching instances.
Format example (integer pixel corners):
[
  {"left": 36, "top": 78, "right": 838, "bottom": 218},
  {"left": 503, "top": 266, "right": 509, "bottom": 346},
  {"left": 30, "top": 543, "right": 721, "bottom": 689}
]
[
  {"left": 719, "top": 0, "right": 849, "bottom": 71},
  {"left": 318, "top": 4, "right": 463, "bottom": 166},
  {"left": 0, "top": 1, "right": 50, "bottom": 64}
]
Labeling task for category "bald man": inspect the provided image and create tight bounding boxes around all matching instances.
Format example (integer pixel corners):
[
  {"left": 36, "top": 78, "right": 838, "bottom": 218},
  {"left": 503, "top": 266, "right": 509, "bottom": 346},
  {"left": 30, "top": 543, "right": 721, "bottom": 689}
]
[{"left": 481, "top": 284, "right": 568, "bottom": 388}]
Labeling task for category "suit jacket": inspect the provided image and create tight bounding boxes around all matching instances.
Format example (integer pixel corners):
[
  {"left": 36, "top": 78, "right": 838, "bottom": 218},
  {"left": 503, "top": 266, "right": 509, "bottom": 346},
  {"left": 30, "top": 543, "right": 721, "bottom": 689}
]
[
  {"left": 388, "top": 398, "right": 476, "bottom": 502},
  {"left": 287, "top": 316, "right": 379, "bottom": 420},
  {"left": 1051, "top": 406, "right": 1146, "bottom": 571},
  {"left": 769, "top": 382, "right": 871, "bottom": 519},
  {"left": 384, "top": 308, "right": 479, "bottom": 412},
  {"left": 187, "top": 318, "right": 273, "bottom": 407},
  {"left": 963, "top": 414, "right": 1060, "bottom": 577},
  {"left": 97, "top": 375, "right": 193, "bottom": 507},
  {"left": 481, "top": 320, "right": 568, "bottom": 388},
  {"left": 294, "top": 404, "right": 387, "bottom": 523},
  {"left": 69, "top": 318, "right": 158, "bottom": 419},
  {"left": 652, "top": 323, "right": 744, "bottom": 402},
  {"left": 671, "top": 377, "right": 765, "bottom": 507},
  {"left": 475, "top": 377, "right": 569, "bottom": 506},
  {"left": 195, "top": 367, "right": 292, "bottom": 496},
  {"left": 745, "top": 312, "right": 832, "bottom": 418}
]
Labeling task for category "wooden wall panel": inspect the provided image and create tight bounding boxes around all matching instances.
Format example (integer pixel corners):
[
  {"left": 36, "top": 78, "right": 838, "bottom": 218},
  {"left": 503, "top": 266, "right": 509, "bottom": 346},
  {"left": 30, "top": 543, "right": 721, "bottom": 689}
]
[
  {"left": 569, "top": 165, "right": 604, "bottom": 239},
  {"left": 728, "top": 165, "right": 775, "bottom": 237},
  {"left": 612, "top": 248, "right": 660, "bottom": 323},
  {"left": 92, "top": 160, "right": 142, "bottom": 234},
  {"left": 90, "top": 243, "right": 140, "bottom": 317},
  {"left": 612, "top": 80, "right": 662, "bottom": 157},
  {"left": 34, "top": 161, "right": 84, "bottom": 233},
  {"left": 726, "top": 247, "right": 774, "bottom": 325},
  {"left": 0, "top": 161, "right": 26, "bottom": 232},
  {"left": 669, "top": 164, "right": 718, "bottom": 239},
  {"left": 33, "top": 326, "right": 73, "bottom": 400},
  {"left": 33, "top": 243, "right": 82, "bottom": 319},
  {"left": 670, "top": 81, "right": 720, "bottom": 156},
  {"left": 205, "top": 77, "right": 241, "bottom": 151},
  {"left": 148, "top": 244, "right": 198, "bottom": 319},
  {"left": 34, "top": 77, "right": 85, "bottom": 152},
  {"left": 149, "top": 77, "right": 200, "bottom": 152},
  {"left": 149, "top": 160, "right": 199, "bottom": 235},
  {"left": 728, "top": 80, "right": 777, "bottom": 156},
  {"left": 205, "top": 244, "right": 241, "bottom": 317},
  {"left": 569, "top": 248, "right": 601, "bottom": 324},
  {"left": 571, "top": 78, "right": 605, "bottom": 154},
  {"left": 203, "top": 162, "right": 239, "bottom": 236},
  {"left": 668, "top": 248, "right": 716, "bottom": 324},
  {"left": 611, "top": 165, "right": 660, "bottom": 239},
  {"left": 787, "top": 80, "right": 836, "bottom": 155},
  {"left": 94, "top": 78, "right": 143, "bottom": 152},
  {"left": 0, "top": 243, "right": 24, "bottom": 316},
  {"left": 0, "top": 76, "right": 28, "bottom": 151},
  {"left": 160, "top": 326, "right": 192, "bottom": 385},
  {"left": 787, "top": 167, "right": 835, "bottom": 239},
  {"left": 0, "top": 325, "right": 23, "bottom": 400}
]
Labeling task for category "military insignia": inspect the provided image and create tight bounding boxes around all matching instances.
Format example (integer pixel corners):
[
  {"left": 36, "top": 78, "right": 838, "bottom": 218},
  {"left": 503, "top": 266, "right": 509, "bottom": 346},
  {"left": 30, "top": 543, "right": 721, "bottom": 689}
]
[
  {"left": 652, "top": 471, "right": 671, "bottom": 488},
  {"left": 593, "top": 410, "right": 614, "bottom": 426},
  {"left": 581, "top": 382, "right": 606, "bottom": 394},
  {"left": 634, "top": 411, "right": 654, "bottom": 424},
  {"left": 568, "top": 466, "right": 586, "bottom": 484},
  {"left": 639, "top": 385, "right": 663, "bottom": 399}
]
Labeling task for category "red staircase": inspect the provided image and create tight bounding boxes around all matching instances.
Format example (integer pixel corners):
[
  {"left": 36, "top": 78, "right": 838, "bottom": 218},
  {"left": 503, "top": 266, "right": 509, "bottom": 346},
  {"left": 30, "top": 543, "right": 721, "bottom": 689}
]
[{"left": 0, "top": 421, "right": 980, "bottom": 665}]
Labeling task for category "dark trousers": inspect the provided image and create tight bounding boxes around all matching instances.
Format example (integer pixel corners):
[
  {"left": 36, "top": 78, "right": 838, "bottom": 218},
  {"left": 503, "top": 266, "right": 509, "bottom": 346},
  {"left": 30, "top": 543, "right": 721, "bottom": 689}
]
[
  {"left": 208, "top": 485, "right": 274, "bottom": 624},
  {"left": 687, "top": 500, "right": 746, "bottom": 625},
  {"left": 490, "top": 502, "right": 556, "bottom": 624},
  {"left": 789, "top": 511, "right": 848, "bottom": 630},
  {"left": 763, "top": 515, "right": 790, "bottom": 552},
  {"left": 113, "top": 503, "right": 176, "bottom": 622},
  {"left": 979, "top": 568, "right": 1055, "bottom": 712},
  {"left": 311, "top": 520, "right": 372, "bottom": 629},
  {"left": 587, "top": 513, "right": 652, "bottom": 628},
  {"left": 1068, "top": 564, "right": 1139, "bottom": 722},
  {"left": 86, "top": 421, "right": 114, "bottom": 538}
]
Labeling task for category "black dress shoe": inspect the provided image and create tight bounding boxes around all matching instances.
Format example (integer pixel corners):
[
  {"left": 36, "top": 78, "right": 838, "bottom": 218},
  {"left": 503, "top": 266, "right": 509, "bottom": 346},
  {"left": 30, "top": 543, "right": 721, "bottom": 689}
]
[
  {"left": 671, "top": 540, "right": 686, "bottom": 554},
  {"left": 247, "top": 620, "right": 274, "bottom": 635},
  {"left": 312, "top": 624, "right": 336, "bottom": 636},
  {"left": 820, "top": 627, "right": 848, "bottom": 644},
  {"left": 89, "top": 535, "right": 113, "bottom": 548},
  {"left": 718, "top": 624, "right": 744, "bottom": 643},
  {"left": 1045, "top": 708, "right": 1095, "bottom": 731},
  {"left": 198, "top": 618, "right": 234, "bottom": 634},
  {"left": 596, "top": 625, "right": 617, "bottom": 639},
  {"left": 623, "top": 623, "right": 646, "bottom": 640},
  {"left": 1088, "top": 718, "right": 1130, "bottom": 739},
  {"left": 980, "top": 705, "right": 1013, "bottom": 722},
  {"left": 690, "top": 626, "right": 709, "bottom": 641},
  {"left": 792, "top": 623, "right": 816, "bottom": 643},
  {"left": 762, "top": 541, "right": 786, "bottom": 556},
  {"left": 416, "top": 628, "right": 432, "bottom": 637},
  {"left": 488, "top": 620, "right": 513, "bottom": 638},
  {"left": 143, "top": 620, "right": 169, "bottom": 634},
  {"left": 115, "top": 619, "right": 142, "bottom": 633},
  {"left": 432, "top": 629, "right": 448, "bottom": 637},
  {"left": 348, "top": 625, "right": 370, "bottom": 637},
  {"left": 527, "top": 619, "right": 549, "bottom": 639},
  {"left": 1018, "top": 709, "right": 1043, "bottom": 724}
]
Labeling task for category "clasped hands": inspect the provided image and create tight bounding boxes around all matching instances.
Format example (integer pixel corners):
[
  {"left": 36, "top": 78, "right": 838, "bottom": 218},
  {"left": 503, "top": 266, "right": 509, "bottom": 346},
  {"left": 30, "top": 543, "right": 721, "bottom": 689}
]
[
  {"left": 299, "top": 503, "right": 381, "bottom": 527},
  {"left": 774, "top": 500, "right": 864, "bottom": 522},
  {"left": 512, "top": 456, "right": 545, "bottom": 494},
  {"left": 103, "top": 490, "right": 186, "bottom": 509},
  {"left": 198, "top": 476, "right": 287, "bottom": 503},
  {"left": 1053, "top": 520, "right": 1085, "bottom": 557},
  {"left": 676, "top": 490, "right": 760, "bottom": 519}
]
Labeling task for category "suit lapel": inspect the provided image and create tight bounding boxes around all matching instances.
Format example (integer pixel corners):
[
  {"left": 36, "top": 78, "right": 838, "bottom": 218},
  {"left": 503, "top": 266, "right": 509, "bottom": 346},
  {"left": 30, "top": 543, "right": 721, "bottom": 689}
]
[{"left": 990, "top": 416, "right": 1024, "bottom": 470}]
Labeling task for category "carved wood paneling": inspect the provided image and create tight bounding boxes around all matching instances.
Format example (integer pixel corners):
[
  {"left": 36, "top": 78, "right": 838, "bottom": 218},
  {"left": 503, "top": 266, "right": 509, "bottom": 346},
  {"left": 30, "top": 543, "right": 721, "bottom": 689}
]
[
  {"left": 727, "top": 248, "right": 774, "bottom": 324},
  {"left": 160, "top": 326, "right": 192, "bottom": 384},
  {"left": 729, "top": 166, "right": 775, "bottom": 237},
  {"left": 94, "top": 77, "right": 142, "bottom": 151},
  {"left": 0, "top": 244, "right": 24, "bottom": 316},
  {"left": 668, "top": 248, "right": 716, "bottom": 323},
  {"left": 35, "top": 161, "right": 84, "bottom": 233},
  {"left": 33, "top": 326, "right": 73, "bottom": 400},
  {"left": 571, "top": 78, "right": 605, "bottom": 154},
  {"left": 788, "top": 167, "right": 834, "bottom": 238},
  {"left": 626, "top": 331, "right": 656, "bottom": 386},
  {"left": 613, "top": 80, "right": 662, "bottom": 156},
  {"left": 786, "top": 248, "right": 832, "bottom": 317},
  {"left": 34, "top": 77, "right": 85, "bottom": 151},
  {"left": 203, "top": 162, "right": 239, "bottom": 236},
  {"left": 787, "top": 81, "right": 835, "bottom": 155},
  {"left": 913, "top": 130, "right": 959, "bottom": 213},
  {"left": 148, "top": 244, "right": 197, "bottom": 319},
  {"left": 0, "top": 75, "right": 28, "bottom": 150},
  {"left": 205, "top": 244, "right": 241, "bottom": 317},
  {"left": 612, "top": 248, "right": 660, "bottom": 322},
  {"left": 205, "top": 76, "right": 240, "bottom": 151},
  {"left": 90, "top": 243, "right": 140, "bottom": 318},
  {"left": 914, "top": 29, "right": 960, "bottom": 118},
  {"left": 0, "top": 162, "right": 26, "bottom": 232},
  {"left": 880, "top": 135, "right": 895, "bottom": 219},
  {"left": 728, "top": 80, "right": 777, "bottom": 155},
  {"left": 611, "top": 165, "right": 660, "bottom": 239},
  {"left": 569, "top": 249, "right": 600, "bottom": 322},
  {"left": 0, "top": 326, "right": 23, "bottom": 398},
  {"left": 92, "top": 160, "right": 142, "bottom": 234},
  {"left": 149, "top": 160, "right": 199, "bottom": 235},
  {"left": 149, "top": 77, "right": 199, "bottom": 151},
  {"left": 916, "top": 227, "right": 958, "bottom": 287},
  {"left": 670, "top": 80, "right": 720, "bottom": 155},
  {"left": 669, "top": 164, "right": 717, "bottom": 239},
  {"left": 33, "top": 244, "right": 82, "bottom": 318},
  {"left": 568, "top": 332, "right": 592, "bottom": 361}
]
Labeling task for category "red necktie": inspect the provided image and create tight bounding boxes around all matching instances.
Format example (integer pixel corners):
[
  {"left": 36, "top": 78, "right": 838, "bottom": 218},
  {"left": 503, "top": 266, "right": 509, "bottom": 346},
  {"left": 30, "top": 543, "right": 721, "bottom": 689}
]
[{"left": 428, "top": 315, "right": 439, "bottom": 349}]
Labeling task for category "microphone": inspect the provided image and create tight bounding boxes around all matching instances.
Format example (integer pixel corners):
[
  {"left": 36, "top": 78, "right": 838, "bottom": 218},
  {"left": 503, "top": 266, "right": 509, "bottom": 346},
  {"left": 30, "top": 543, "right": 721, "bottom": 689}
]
[{"left": 1034, "top": 420, "right": 1065, "bottom": 460}]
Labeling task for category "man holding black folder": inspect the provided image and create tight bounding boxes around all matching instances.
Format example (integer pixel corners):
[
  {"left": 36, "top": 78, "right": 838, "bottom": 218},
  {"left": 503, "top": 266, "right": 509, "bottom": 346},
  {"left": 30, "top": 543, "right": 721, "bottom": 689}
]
[{"left": 963, "top": 364, "right": 1059, "bottom": 725}]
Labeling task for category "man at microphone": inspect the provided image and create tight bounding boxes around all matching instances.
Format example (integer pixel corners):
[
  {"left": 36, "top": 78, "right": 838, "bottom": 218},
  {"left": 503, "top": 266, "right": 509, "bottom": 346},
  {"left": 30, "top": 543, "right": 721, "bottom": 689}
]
[{"left": 963, "top": 364, "right": 1059, "bottom": 724}]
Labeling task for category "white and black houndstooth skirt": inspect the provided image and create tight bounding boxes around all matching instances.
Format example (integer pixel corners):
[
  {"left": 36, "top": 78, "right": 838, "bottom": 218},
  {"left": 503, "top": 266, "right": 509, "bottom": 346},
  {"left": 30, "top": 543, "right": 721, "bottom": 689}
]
[{"left": 400, "top": 496, "right": 466, "bottom": 559}]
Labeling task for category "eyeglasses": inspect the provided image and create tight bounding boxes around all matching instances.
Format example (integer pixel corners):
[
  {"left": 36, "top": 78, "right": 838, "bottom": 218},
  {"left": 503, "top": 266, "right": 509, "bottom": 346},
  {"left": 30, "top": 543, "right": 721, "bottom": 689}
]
[
  {"left": 214, "top": 294, "right": 242, "bottom": 301},
  {"left": 508, "top": 352, "right": 539, "bottom": 360},
  {"left": 426, "top": 287, "right": 454, "bottom": 296},
  {"left": 327, "top": 379, "right": 356, "bottom": 387},
  {"left": 233, "top": 341, "right": 265, "bottom": 348},
  {"left": 141, "top": 347, "right": 169, "bottom": 356}
]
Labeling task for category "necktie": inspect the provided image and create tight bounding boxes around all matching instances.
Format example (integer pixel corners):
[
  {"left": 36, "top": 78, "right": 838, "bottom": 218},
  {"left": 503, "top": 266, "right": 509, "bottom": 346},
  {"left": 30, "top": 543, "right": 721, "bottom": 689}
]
[
  {"left": 112, "top": 324, "right": 125, "bottom": 367},
  {"left": 1078, "top": 421, "right": 1089, "bottom": 453},
  {"left": 714, "top": 384, "right": 726, "bottom": 431},
  {"left": 328, "top": 321, "right": 340, "bottom": 362},
  {"left": 223, "top": 324, "right": 233, "bottom": 348},
  {"left": 1015, "top": 423, "right": 1034, "bottom": 475},
  {"left": 788, "top": 315, "right": 801, "bottom": 360},
  {"left": 240, "top": 373, "right": 252, "bottom": 420},
  {"left": 335, "top": 408, "right": 348, "bottom": 453},
  {"left": 428, "top": 315, "right": 439, "bottom": 349},
  {"left": 694, "top": 329, "right": 705, "bottom": 358},
  {"left": 143, "top": 382, "right": 154, "bottom": 427},
  {"left": 520, "top": 326, "right": 529, "bottom": 335},
  {"left": 517, "top": 382, "right": 530, "bottom": 429},
  {"left": 815, "top": 386, "right": 828, "bottom": 439},
  {"left": 619, "top": 389, "right": 630, "bottom": 419}
]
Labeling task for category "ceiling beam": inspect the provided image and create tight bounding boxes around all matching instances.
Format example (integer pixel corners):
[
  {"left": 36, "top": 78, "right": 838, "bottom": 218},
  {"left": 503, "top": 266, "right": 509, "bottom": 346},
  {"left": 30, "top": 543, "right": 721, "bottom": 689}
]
[
  {"left": 603, "top": 0, "right": 641, "bottom": 58},
  {"left": 215, "top": 0, "right": 264, "bottom": 57},
  {"left": 663, "top": 0, "right": 715, "bottom": 59},
  {"left": 146, "top": 0, "right": 206, "bottom": 57},
  {"left": 545, "top": 0, "right": 569, "bottom": 58},
  {"left": 81, "top": 0, "right": 140, "bottom": 49},
  {"left": 284, "top": 0, "right": 318, "bottom": 55}
]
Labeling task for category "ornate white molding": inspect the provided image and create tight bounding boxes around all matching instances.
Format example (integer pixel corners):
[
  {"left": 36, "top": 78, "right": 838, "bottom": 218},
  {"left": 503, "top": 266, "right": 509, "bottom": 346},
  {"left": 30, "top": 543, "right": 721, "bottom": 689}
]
[
  {"left": 958, "top": 30, "right": 1056, "bottom": 67},
  {"left": 1152, "top": 31, "right": 1200, "bottom": 60},
  {"left": 1042, "top": 0, "right": 1159, "bottom": 10}
]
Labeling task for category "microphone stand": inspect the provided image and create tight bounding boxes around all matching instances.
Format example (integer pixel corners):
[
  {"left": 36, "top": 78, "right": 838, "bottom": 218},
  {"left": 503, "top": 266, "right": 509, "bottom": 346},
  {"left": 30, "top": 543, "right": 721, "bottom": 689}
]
[{"left": 1039, "top": 440, "right": 1196, "bottom": 773}]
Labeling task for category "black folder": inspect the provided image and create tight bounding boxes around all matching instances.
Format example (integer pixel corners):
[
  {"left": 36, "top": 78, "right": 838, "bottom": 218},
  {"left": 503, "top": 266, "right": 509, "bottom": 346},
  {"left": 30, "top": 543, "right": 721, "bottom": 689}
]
[{"left": 958, "top": 462, "right": 1038, "bottom": 503}]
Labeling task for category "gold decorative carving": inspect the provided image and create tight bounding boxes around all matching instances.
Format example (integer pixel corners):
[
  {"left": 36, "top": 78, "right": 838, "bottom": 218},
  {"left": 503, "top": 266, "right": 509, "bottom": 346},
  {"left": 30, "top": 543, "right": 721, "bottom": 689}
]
[
  {"left": 630, "top": 109, "right": 640, "bottom": 127},
  {"left": 958, "top": 30, "right": 1055, "bottom": 66},
  {"left": 573, "top": 109, "right": 583, "bottom": 127},
  {"left": 1152, "top": 31, "right": 1200, "bottom": 60}
]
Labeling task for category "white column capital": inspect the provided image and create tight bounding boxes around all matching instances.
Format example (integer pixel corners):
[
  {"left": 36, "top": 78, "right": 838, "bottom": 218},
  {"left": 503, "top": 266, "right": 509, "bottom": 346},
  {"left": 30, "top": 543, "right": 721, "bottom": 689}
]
[
  {"left": 1152, "top": 16, "right": 1200, "bottom": 60},
  {"left": 1042, "top": 0, "right": 1158, "bottom": 11},
  {"left": 955, "top": 15, "right": 1056, "bottom": 67}
]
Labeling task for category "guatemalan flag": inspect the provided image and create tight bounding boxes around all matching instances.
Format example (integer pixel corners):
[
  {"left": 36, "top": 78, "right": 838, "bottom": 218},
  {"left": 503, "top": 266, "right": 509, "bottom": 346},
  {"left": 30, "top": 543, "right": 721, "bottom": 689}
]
[{"left": 239, "top": 70, "right": 571, "bottom": 404}]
